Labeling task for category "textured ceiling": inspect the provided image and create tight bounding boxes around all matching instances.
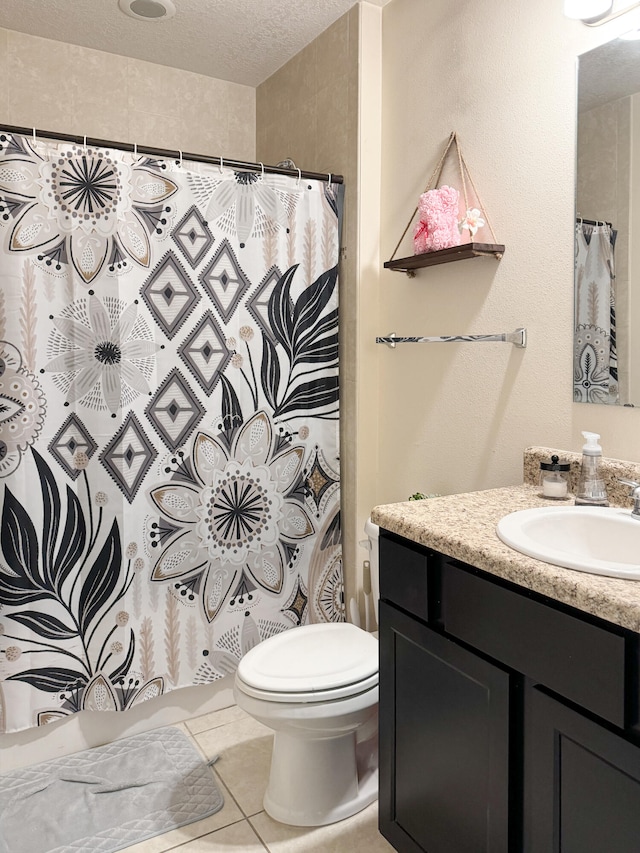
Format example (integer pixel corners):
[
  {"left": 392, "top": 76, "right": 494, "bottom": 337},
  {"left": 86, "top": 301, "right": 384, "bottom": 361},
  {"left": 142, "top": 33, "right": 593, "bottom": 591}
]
[
  {"left": 0, "top": 0, "right": 390, "bottom": 87},
  {"left": 579, "top": 38, "right": 640, "bottom": 113}
]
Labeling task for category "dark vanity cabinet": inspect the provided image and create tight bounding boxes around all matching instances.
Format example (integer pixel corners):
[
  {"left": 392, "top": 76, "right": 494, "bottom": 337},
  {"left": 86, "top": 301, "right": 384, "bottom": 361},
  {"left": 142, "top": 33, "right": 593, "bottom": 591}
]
[
  {"left": 378, "top": 529, "right": 640, "bottom": 853},
  {"left": 379, "top": 600, "right": 511, "bottom": 852},
  {"left": 525, "top": 687, "right": 640, "bottom": 853}
]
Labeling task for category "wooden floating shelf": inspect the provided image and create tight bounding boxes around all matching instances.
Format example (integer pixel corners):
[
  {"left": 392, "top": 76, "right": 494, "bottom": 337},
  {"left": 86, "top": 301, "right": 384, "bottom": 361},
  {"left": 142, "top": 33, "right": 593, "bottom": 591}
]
[{"left": 384, "top": 242, "right": 505, "bottom": 276}]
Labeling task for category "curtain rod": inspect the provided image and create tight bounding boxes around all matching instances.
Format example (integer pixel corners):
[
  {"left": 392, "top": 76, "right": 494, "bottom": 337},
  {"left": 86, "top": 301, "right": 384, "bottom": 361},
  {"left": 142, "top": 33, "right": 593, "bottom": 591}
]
[
  {"left": 577, "top": 216, "right": 612, "bottom": 229},
  {"left": 0, "top": 123, "right": 344, "bottom": 185}
]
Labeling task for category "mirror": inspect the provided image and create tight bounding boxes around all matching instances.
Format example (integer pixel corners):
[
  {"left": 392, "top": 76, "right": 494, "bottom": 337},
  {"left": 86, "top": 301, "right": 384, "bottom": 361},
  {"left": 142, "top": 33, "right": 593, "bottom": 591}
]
[{"left": 575, "top": 38, "right": 640, "bottom": 406}]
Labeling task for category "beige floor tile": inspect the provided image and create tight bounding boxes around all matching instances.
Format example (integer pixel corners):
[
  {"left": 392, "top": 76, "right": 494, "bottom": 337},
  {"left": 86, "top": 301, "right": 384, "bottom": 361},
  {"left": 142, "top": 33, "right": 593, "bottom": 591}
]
[
  {"left": 121, "top": 773, "right": 244, "bottom": 853},
  {"left": 250, "top": 801, "right": 394, "bottom": 852},
  {"left": 185, "top": 704, "right": 249, "bottom": 736},
  {"left": 74, "top": 705, "right": 389, "bottom": 852},
  {"left": 172, "top": 818, "right": 268, "bottom": 850},
  {"left": 194, "top": 715, "right": 273, "bottom": 817}
]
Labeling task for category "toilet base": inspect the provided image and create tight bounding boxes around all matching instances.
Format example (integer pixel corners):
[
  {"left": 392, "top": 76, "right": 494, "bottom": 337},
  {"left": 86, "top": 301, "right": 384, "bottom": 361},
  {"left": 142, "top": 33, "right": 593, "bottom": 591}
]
[{"left": 263, "top": 728, "right": 379, "bottom": 826}]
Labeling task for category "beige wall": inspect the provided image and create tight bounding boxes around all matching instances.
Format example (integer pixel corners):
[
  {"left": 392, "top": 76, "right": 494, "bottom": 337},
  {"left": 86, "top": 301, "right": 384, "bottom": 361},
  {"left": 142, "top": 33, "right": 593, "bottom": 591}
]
[
  {"left": 577, "top": 99, "right": 630, "bottom": 231},
  {"left": 377, "top": 0, "right": 640, "bottom": 508},
  {"left": 257, "top": 4, "right": 382, "bottom": 625},
  {"left": 0, "top": 26, "right": 255, "bottom": 158}
]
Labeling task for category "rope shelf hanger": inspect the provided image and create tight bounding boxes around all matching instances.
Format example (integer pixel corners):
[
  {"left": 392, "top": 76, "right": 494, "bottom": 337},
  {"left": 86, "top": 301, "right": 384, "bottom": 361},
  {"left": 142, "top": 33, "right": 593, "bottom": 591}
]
[{"left": 385, "top": 131, "right": 505, "bottom": 276}]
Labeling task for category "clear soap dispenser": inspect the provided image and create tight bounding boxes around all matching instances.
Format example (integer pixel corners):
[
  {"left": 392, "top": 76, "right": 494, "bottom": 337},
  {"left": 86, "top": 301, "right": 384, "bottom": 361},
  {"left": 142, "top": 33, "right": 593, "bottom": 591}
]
[{"left": 575, "top": 431, "right": 609, "bottom": 507}]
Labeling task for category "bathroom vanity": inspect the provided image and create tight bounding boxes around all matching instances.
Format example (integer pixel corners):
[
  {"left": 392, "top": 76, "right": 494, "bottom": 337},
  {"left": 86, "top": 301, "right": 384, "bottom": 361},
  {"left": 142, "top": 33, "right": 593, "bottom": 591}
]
[{"left": 372, "top": 480, "right": 640, "bottom": 853}]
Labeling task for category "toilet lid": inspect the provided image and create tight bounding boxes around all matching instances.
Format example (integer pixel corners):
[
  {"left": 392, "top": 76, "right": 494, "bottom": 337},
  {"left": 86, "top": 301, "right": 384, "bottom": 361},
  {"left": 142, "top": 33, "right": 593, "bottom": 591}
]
[{"left": 236, "top": 622, "right": 378, "bottom": 694}]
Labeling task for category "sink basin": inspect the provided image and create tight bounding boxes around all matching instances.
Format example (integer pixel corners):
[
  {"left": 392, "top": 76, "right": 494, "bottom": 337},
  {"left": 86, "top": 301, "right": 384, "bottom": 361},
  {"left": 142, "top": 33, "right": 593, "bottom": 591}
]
[{"left": 496, "top": 506, "right": 640, "bottom": 580}]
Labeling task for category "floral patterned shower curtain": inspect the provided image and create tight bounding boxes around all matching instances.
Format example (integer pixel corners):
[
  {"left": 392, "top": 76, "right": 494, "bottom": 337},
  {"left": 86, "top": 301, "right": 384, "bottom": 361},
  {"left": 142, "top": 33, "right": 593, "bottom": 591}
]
[
  {"left": 0, "top": 131, "right": 343, "bottom": 734},
  {"left": 574, "top": 220, "right": 618, "bottom": 404}
]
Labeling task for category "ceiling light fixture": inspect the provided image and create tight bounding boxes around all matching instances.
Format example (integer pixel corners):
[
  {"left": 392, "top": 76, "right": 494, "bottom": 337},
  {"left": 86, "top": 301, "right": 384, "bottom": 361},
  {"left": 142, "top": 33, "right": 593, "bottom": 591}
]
[
  {"left": 564, "top": 0, "right": 613, "bottom": 20},
  {"left": 563, "top": 0, "right": 640, "bottom": 26},
  {"left": 118, "top": 0, "right": 176, "bottom": 22}
]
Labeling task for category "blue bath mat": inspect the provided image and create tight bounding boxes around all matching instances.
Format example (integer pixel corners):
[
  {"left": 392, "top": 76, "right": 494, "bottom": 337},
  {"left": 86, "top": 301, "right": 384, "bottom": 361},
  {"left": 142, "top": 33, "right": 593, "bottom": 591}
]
[{"left": 0, "top": 726, "right": 224, "bottom": 853}]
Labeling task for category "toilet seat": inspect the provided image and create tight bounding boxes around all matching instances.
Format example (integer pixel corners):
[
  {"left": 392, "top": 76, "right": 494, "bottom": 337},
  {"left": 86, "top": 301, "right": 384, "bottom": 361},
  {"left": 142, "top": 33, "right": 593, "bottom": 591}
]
[
  {"left": 235, "top": 671, "right": 378, "bottom": 703},
  {"left": 235, "top": 622, "right": 378, "bottom": 703}
]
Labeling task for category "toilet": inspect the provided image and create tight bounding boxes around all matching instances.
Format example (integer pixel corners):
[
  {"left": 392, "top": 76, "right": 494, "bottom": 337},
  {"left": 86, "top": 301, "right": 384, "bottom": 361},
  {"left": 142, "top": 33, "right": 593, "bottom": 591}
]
[{"left": 233, "top": 519, "right": 380, "bottom": 827}]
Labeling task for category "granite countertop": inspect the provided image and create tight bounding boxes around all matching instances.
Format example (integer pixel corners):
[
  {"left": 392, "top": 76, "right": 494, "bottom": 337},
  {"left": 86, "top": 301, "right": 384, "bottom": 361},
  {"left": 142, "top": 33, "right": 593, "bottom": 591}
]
[{"left": 371, "top": 484, "right": 640, "bottom": 633}]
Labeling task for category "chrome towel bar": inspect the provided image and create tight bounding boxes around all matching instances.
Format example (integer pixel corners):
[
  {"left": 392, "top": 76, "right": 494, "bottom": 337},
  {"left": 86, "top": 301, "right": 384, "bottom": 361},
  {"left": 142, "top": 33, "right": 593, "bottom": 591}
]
[{"left": 376, "top": 328, "right": 527, "bottom": 349}]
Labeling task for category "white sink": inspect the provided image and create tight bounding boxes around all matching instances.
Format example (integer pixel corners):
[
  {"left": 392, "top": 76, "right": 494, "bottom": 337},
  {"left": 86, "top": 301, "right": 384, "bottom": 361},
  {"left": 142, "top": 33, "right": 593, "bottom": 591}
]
[{"left": 496, "top": 506, "right": 640, "bottom": 580}]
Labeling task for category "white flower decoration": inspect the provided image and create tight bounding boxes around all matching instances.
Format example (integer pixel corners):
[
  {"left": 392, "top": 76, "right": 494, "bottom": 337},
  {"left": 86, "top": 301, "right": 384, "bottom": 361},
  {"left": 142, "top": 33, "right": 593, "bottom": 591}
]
[
  {"left": 459, "top": 208, "right": 486, "bottom": 237},
  {"left": 195, "top": 171, "right": 298, "bottom": 246},
  {"left": 45, "top": 295, "right": 160, "bottom": 413}
]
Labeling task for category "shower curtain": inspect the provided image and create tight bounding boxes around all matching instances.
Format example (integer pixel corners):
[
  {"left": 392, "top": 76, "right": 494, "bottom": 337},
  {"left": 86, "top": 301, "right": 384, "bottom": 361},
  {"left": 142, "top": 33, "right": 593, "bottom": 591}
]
[
  {"left": 574, "top": 220, "right": 618, "bottom": 404},
  {"left": 0, "top": 131, "right": 343, "bottom": 734}
]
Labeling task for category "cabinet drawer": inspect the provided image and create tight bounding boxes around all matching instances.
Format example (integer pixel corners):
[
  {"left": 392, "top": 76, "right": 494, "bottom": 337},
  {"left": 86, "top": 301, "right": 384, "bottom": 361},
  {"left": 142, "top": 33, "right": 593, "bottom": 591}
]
[
  {"left": 441, "top": 562, "right": 627, "bottom": 727},
  {"left": 380, "top": 531, "right": 429, "bottom": 621}
]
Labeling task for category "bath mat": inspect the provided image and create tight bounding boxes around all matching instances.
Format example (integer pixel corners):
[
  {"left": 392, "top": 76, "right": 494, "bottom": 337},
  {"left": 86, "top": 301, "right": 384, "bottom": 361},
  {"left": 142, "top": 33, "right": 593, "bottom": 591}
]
[{"left": 0, "top": 725, "right": 224, "bottom": 853}]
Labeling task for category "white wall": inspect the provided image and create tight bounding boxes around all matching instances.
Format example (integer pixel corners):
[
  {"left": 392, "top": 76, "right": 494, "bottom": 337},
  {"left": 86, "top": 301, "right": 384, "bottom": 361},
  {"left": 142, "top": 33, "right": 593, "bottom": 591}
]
[{"left": 375, "top": 0, "right": 640, "bottom": 508}]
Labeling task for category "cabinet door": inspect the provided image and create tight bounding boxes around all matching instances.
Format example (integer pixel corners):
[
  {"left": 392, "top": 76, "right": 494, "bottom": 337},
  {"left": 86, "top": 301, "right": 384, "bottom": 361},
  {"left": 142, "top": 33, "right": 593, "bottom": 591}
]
[
  {"left": 379, "top": 601, "right": 511, "bottom": 853},
  {"left": 525, "top": 685, "right": 640, "bottom": 853}
]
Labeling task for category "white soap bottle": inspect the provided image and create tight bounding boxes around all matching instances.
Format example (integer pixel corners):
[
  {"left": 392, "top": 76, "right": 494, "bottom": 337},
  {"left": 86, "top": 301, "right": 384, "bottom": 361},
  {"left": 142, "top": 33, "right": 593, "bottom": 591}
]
[{"left": 575, "top": 431, "right": 609, "bottom": 507}]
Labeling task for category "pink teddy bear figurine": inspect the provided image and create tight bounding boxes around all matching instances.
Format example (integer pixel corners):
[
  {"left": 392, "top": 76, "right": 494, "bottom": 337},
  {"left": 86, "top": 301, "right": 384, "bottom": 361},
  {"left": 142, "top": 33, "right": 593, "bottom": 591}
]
[{"left": 413, "top": 185, "right": 461, "bottom": 254}]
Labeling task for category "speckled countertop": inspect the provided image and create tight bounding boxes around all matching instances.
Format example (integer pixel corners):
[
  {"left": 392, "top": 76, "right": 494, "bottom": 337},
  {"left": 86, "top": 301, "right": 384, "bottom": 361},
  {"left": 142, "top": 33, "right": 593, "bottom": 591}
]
[{"left": 371, "top": 447, "right": 640, "bottom": 634}]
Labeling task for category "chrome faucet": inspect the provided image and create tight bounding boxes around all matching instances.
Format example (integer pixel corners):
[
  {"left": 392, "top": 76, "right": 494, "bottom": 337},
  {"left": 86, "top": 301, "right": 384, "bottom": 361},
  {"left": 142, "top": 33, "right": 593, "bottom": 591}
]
[{"left": 619, "top": 478, "right": 640, "bottom": 520}]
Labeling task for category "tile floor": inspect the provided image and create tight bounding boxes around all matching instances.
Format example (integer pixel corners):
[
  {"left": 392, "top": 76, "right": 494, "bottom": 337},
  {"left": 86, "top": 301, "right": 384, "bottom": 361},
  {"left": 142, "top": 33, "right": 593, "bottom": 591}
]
[{"left": 122, "top": 704, "right": 395, "bottom": 852}]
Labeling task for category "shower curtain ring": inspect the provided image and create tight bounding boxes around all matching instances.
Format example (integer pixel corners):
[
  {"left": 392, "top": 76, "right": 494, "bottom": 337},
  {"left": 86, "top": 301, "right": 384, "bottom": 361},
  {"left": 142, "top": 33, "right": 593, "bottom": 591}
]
[
  {"left": 32, "top": 127, "right": 37, "bottom": 145},
  {"left": 296, "top": 168, "right": 301, "bottom": 186},
  {"left": 259, "top": 162, "right": 264, "bottom": 179},
  {"left": 327, "top": 173, "right": 332, "bottom": 187},
  {"left": 177, "top": 149, "right": 183, "bottom": 167},
  {"left": 219, "top": 156, "right": 224, "bottom": 174},
  {"left": 133, "top": 142, "right": 137, "bottom": 158}
]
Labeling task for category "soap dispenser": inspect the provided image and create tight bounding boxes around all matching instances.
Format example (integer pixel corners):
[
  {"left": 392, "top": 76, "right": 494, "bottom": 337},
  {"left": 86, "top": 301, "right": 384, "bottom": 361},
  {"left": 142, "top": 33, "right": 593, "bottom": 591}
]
[
  {"left": 575, "top": 431, "right": 609, "bottom": 506},
  {"left": 539, "top": 455, "right": 570, "bottom": 500}
]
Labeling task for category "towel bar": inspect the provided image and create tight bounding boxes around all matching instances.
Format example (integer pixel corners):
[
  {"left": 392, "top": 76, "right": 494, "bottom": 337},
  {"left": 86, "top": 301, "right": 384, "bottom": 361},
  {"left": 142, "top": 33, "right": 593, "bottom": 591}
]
[{"left": 376, "top": 328, "right": 527, "bottom": 349}]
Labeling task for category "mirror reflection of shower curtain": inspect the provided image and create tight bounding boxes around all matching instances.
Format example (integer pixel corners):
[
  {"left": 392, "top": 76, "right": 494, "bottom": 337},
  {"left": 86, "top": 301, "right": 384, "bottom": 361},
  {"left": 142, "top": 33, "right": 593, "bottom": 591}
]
[{"left": 574, "top": 221, "right": 618, "bottom": 404}]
